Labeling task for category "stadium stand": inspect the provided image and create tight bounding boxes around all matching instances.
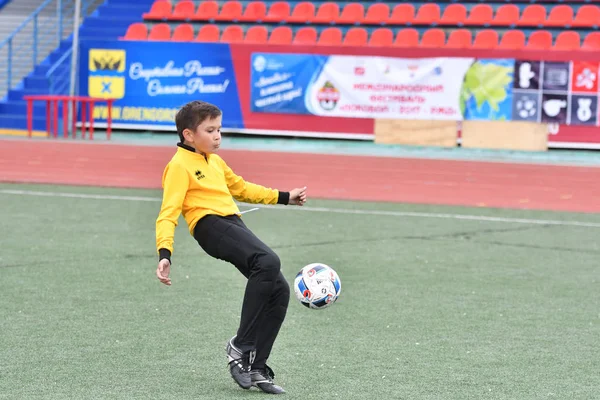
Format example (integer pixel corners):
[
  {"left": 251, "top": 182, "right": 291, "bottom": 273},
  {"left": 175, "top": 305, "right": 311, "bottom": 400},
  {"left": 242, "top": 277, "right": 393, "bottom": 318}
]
[{"left": 1, "top": 0, "right": 599, "bottom": 132}]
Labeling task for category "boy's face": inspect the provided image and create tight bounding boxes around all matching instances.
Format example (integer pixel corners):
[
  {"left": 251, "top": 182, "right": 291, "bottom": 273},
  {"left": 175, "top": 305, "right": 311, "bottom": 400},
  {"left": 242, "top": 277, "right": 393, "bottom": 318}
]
[{"left": 183, "top": 115, "right": 222, "bottom": 154}]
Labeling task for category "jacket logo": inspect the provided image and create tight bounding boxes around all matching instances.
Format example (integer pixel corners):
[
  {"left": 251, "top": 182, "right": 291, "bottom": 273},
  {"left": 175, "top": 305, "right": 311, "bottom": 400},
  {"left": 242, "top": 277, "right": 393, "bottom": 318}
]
[{"left": 195, "top": 170, "right": 205, "bottom": 180}]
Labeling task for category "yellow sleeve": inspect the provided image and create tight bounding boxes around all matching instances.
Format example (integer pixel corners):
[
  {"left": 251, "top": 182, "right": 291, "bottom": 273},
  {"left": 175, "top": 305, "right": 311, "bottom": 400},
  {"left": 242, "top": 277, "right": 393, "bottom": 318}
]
[
  {"left": 156, "top": 162, "right": 189, "bottom": 255},
  {"left": 220, "top": 157, "right": 280, "bottom": 205}
]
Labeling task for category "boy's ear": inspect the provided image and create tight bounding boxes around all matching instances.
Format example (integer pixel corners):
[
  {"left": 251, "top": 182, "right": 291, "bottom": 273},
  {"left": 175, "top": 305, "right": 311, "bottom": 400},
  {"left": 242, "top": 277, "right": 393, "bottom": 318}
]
[{"left": 182, "top": 128, "right": 193, "bottom": 142}]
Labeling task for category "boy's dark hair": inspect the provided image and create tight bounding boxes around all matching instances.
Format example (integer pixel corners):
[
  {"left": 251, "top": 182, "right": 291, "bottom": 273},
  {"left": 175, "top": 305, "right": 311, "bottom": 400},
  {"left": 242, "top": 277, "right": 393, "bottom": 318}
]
[{"left": 175, "top": 101, "right": 222, "bottom": 142}]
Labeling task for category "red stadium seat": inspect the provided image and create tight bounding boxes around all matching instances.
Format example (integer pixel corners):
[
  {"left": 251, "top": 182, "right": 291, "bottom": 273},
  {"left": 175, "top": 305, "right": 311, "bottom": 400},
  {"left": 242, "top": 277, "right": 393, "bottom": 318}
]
[
  {"left": 171, "top": 23, "right": 194, "bottom": 41},
  {"left": 518, "top": 5, "right": 546, "bottom": 27},
  {"left": 388, "top": 4, "right": 415, "bottom": 25},
  {"left": 122, "top": 23, "right": 148, "bottom": 40},
  {"left": 147, "top": 23, "right": 171, "bottom": 41},
  {"left": 337, "top": 3, "right": 364, "bottom": 25},
  {"left": 363, "top": 4, "right": 389, "bottom": 25},
  {"left": 553, "top": 31, "right": 581, "bottom": 51},
  {"left": 318, "top": 27, "right": 343, "bottom": 46},
  {"left": 293, "top": 27, "right": 317, "bottom": 45},
  {"left": 286, "top": 2, "right": 315, "bottom": 23},
  {"left": 446, "top": 29, "right": 472, "bottom": 49},
  {"left": 491, "top": 5, "right": 519, "bottom": 26},
  {"left": 440, "top": 4, "right": 467, "bottom": 26},
  {"left": 420, "top": 28, "right": 445, "bottom": 48},
  {"left": 214, "top": 1, "right": 243, "bottom": 21},
  {"left": 465, "top": 4, "right": 493, "bottom": 26},
  {"left": 394, "top": 28, "right": 419, "bottom": 47},
  {"left": 269, "top": 26, "right": 293, "bottom": 44},
  {"left": 582, "top": 32, "right": 600, "bottom": 51},
  {"left": 526, "top": 30, "right": 553, "bottom": 50},
  {"left": 368, "top": 28, "right": 393, "bottom": 47},
  {"left": 171, "top": 0, "right": 195, "bottom": 20},
  {"left": 263, "top": 1, "right": 290, "bottom": 23},
  {"left": 220, "top": 25, "right": 244, "bottom": 42},
  {"left": 143, "top": 1, "right": 171, "bottom": 20},
  {"left": 572, "top": 5, "right": 600, "bottom": 28},
  {"left": 239, "top": 1, "right": 267, "bottom": 22},
  {"left": 545, "top": 5, "right": 574, "bottom": 27},
  {"left": 195, "top": 24, "right": 220, "bottom": 42},
  {"left": 498, "top": 30, "right": 525, "bottom": 49},
  {"left": 413, "top": 4, "right": 440, "bottom": 25},
  {"left": 193, "top": 1, "right": 219, "bottom": 21},
  {"left": 312, "top": 2, "right": 340, "bottom": 24},
  {"left": 245, "top": 25, "right": 268, "bottom": 43},
  {"left": 472, "top": 30, "right": 498, "bottom": 49},
  {"left": 342, "top": 27, "right": 368, "bottom": 46}
]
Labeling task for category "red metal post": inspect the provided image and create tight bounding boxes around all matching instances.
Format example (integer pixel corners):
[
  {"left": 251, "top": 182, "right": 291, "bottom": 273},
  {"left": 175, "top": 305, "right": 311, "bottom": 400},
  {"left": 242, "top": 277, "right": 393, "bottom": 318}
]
[
  {"left": 26, "top": 98, "right": 33, "bottom": 137},
  {"left": 89, "top": 100, "right": 95, "bottom": 140},
  {"left": 52, "top": 99, "right": 59, "bottom": 138},
  {"left": 45, "top": 100, "right": 51, "bottom": 137},
  {"left": 71, "top": 99, "right": 77, "bottom": 139},
  {"left": 81, "top": 99, "right": 87, "bottom": 139},
  {"left": 62, "top": 99, "right": 69, "bottom": 138}
]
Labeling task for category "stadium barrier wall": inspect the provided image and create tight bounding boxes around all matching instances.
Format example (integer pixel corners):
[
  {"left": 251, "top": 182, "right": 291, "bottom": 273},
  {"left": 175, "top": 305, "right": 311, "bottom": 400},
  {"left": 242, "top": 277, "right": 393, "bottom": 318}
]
[{"left": 79, "top": 40, "right": 600, "bottom": 149}]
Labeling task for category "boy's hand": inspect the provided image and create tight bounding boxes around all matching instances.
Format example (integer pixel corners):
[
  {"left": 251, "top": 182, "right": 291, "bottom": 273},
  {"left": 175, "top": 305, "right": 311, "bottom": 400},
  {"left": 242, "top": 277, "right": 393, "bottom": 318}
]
[
  {"left": 289, "top": 186, "right": 307, "bottom": 206},
  {"left": 156, "top": 259, "right": 172, "bottom": 286}
]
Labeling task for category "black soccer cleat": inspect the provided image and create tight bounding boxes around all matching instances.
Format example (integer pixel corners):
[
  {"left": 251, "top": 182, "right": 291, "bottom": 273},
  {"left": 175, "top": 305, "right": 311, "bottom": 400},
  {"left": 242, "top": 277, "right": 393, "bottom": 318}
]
[
  {"left": 226, "top": 336, "right": 253, "bottom": 389},
  {"left": 251, "top": 365, "right": 286, "bottom": 394}
]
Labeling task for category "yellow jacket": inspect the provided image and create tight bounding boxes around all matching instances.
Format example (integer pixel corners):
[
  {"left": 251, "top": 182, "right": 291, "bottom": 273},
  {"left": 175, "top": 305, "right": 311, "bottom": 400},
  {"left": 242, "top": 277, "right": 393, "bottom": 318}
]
[{"left": 156, "top": 143, "right": 289, "bottom": 259}]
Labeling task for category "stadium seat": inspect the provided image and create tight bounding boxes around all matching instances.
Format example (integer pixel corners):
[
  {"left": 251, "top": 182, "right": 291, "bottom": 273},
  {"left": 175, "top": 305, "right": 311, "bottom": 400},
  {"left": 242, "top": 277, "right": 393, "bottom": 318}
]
[
  {"left": 420, "top": 28, "right": 445, "bottom": 48},
  {"left": 582, "top": 32, "right": 600, "bottom": 50},
  {"left": 412, "top": 4, "right": 440, "bottom": 25},
  {"left": 336, "top": 3, "right": 364, "bottom": 25},
  {"left": 122, "top": 23, "right": 148, "bottom": 40},
  {"left": 312, "top": 2, "right": 340, "bottom": 24},
  {"left": 363, "top": 4, "right": 389, "bottom": 25},
  {"left": 518, "top": 5, "right": 546, "bottom": 27},
  {"left": 195, "top": 24, "right": 220, "bottom": 42},
  {"left": 572, "top": 5, "right": 600, "bottom": 28},
  {"left": 193, "top": 1, "right": 219, "bottom": 21},
  {"left": 464, "top": 4, "right": 493, "bottom": 26},
  {"left": 368, "top": 28, "right": 393, "bottom": 47},
  {"left": 446, "top": 29, "right": 472, "bottom": 49},
  {"left": 263, "top": 1, "right": 290, "bottom": 23},
  {"left": 498, "top": 30, "right": 526, "bottom": 49},
  {"left": 239, "top": 1, "right": 267, "bottom": 22},
  {"left": 342, "top": 27, "right": 368, "bottom": 46},
  {"left": 490, "top": 5, "right": 519, "bottom": 26},
  {"left": 553, "top": 31, "right": 580, "bottom": 51},
  {"left": 143, "top": 1, "right": 171, "bottom": 20},
  {"left": 525, "top": 30, "right": 553, "bottom": 50},
  {"left": 388, "top": 4, "right": 414, "bottom": 25},
  {"left": 220, "top": 25, "right": 244, "bottom": 42},
  {"left": 286, "top": 2, "right": 315, "bottom": 23},
  {"left": 245, "top": 25, "right": 268, "bottom": 43},
  {"left": 147, "top": 23, "right": 171, "bottom": 41},
  {"left": 171, "top": 23, "right": 194, "bottom": 41},
  {"left": 394, "top": 28, "right": 419, "bottom": 47},
  {"left": 293, "top": 27, "right": 317, "bottom": 44},
  {"left": 440, "top": 4, "right": 467, "bottom": 26},
  {"left": 472, "top": 30, "right": 498, "bottom": 49},
  {"left": 545, "top": 5, "right": 574, "bottom": 27},
  {"left": 318, "top": 27, "right": 343, "bottom": 45},
  {"left": 171, "top": 0, "right": 195, "bottom": 21},
  {"left": 214, "top": 1, "right": 243, "bottom": 21},
  {"left": 268, "top": 26, "right": 293, "bottom": 44}
]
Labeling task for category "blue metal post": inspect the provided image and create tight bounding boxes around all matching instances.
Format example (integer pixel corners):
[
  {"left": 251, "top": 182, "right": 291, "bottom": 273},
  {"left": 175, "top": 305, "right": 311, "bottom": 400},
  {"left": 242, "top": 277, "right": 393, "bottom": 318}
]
[
  {"left": 33, "top": 15, "right": 38, "bottom": 66},
  {"left": 7, "top": 39, "right": 12, "bottom": 90},
  {"left": 57, "top": 0, "right": 63, "bottom": 43}
]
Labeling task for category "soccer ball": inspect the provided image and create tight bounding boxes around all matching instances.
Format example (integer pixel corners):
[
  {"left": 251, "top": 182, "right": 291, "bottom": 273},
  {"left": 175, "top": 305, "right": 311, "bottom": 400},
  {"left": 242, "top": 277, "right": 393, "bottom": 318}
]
[{"left": 293, "top": 263, "right": 341, "bottom": 309}]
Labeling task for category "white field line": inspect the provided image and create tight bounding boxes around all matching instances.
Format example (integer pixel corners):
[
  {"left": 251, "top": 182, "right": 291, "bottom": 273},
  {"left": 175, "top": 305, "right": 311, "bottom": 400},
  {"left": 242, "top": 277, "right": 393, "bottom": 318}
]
[{"left": 1, "top": 189, "right": 599, "bottom": 228}]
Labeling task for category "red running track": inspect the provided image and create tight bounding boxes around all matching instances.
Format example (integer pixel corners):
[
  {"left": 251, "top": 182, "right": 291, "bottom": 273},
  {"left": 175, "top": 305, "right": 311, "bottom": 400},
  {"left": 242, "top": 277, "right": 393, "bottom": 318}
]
[{"left": 1, "top": 139, "right": 599, "bottom": 213}]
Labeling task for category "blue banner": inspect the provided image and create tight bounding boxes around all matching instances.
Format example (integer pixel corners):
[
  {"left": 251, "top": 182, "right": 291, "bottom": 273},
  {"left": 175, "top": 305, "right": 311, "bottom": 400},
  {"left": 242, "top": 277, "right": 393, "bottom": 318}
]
[
  {"left": 79, "top": 41, "right": 243, "bottom": 129},
  {"left": 250, "top": 53, "right": 328, "bottom": 114}
]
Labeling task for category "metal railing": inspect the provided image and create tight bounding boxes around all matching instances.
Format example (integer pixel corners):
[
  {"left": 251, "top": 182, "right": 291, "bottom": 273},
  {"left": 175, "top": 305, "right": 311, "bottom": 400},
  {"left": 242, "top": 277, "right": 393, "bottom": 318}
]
[{"left": 0, "top": 0, "right": 98, "bottom": 98}]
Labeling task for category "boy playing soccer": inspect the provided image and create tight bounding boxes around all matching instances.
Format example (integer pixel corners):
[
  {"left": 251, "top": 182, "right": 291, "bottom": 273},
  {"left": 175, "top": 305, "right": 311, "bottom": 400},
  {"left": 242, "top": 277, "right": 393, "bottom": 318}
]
[{"left": 155, "top": 100, "right": 307, "bottom": 394}]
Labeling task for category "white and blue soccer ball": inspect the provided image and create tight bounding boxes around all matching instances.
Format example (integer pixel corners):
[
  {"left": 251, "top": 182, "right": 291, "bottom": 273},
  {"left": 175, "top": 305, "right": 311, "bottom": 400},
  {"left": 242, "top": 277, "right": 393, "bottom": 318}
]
[{"left": 293, "top": 263, "right": 341, "bottom": 309}]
